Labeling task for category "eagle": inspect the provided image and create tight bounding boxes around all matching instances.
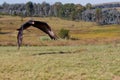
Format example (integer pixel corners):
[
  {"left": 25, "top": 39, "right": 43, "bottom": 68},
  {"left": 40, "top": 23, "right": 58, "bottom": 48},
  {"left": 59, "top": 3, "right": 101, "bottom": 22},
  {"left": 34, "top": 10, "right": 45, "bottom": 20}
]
[{"left": 17, "top": 20, "right": 57, "bottom": 50}]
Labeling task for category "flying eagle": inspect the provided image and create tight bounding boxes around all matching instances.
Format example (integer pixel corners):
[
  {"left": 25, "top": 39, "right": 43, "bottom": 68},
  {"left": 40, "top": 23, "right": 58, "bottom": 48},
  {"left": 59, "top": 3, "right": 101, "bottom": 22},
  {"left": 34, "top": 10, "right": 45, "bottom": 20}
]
[{"left": 17, "top": 20, "right": 57, "bottom": 50}]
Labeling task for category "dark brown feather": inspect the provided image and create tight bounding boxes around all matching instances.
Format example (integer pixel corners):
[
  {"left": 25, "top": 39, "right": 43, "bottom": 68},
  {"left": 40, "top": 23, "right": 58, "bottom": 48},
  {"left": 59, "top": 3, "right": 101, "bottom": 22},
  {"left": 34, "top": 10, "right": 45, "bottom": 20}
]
[{"left": 17, "top": 20, "right": 57, "bottom": 50}]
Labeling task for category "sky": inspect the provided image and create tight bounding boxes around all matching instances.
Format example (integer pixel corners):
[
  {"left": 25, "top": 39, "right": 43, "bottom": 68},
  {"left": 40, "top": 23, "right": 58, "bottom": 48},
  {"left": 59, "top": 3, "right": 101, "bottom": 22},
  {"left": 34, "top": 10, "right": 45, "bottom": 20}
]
[{"left": 0, "top": 0, "right": 120, "bottom": 5}]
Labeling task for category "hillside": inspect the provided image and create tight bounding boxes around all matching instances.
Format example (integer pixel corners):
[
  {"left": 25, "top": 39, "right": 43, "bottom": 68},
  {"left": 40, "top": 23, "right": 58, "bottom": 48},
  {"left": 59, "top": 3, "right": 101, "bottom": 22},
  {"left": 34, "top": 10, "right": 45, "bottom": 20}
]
[{"left": 0, "top": 15, "right": 120, "bottom": 46}]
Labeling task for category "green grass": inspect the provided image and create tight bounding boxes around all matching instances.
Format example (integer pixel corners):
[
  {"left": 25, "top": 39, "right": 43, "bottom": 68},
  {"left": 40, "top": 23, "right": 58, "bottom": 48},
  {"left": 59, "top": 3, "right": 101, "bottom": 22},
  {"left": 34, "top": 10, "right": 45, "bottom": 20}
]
[
  {"left": 0, "top": 44, "right": 120, "bottom": 80},
  {"left": 71, "top": 25, "right": 120, "bottom": 39}
]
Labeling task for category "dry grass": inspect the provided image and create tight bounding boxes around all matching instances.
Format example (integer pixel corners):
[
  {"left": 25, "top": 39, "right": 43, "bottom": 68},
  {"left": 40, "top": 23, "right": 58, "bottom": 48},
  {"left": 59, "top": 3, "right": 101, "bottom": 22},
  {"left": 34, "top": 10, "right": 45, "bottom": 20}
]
[
  {"left": 0, "top": 44, "right": 120, "bottom": 80},
  {"left": 0, "top": 15, "right": 120, "bottom": 46},
  {"left": 0, "top": 15, "right": 120, "bottom": 80}
]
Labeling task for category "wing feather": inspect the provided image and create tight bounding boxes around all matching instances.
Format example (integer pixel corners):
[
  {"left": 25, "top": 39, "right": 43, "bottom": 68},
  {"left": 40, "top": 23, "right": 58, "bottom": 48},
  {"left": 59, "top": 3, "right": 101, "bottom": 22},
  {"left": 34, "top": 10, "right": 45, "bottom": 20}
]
[
  {"left": 17, "top": 22, "right": 32, "bottom": 50},
  {"left": 17, "top": 20, "right": 57, "bottom": 50},
  {"left": 17, "top": 29, "right": 23, "bottom": 50},
  {"left": 32, "top": 21, "right": 57, "bottom": 40}
]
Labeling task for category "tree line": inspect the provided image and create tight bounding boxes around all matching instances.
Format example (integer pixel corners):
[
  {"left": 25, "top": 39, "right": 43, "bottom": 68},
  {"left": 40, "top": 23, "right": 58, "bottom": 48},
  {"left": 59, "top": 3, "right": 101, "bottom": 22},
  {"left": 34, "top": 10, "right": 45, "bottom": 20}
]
[
  {"left": 0, "top": 2, "right": 86, "bottom": 20},
  {"left": 0, "top": 1, "right": 120, "bottom": 24}
]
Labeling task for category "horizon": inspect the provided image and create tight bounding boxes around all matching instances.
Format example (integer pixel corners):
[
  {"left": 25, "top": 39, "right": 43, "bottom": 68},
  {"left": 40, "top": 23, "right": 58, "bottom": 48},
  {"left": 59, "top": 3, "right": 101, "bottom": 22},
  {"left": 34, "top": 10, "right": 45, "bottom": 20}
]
[{"left": 0, "top": 0, "right": 120, "bottom": 5}]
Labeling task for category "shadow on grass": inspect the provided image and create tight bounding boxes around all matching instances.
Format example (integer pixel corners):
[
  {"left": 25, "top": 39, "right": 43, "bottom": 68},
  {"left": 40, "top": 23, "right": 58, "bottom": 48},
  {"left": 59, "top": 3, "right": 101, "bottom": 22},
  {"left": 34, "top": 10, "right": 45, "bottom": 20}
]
[
  {"left": 0, "top": 32, "right": 11, "bottom": 34},
  {"left": 32, "top": 49, "right": 87, "bottom": 56},
  {"left": 32, "top": 51, "right": 71, "bottom": 56}
]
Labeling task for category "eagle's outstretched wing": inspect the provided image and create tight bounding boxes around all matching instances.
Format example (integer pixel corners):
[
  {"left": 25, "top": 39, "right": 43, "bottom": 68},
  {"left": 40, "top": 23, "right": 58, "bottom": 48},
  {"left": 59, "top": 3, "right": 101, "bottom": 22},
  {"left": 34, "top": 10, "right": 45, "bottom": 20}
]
[
  {"left": 17, "top": 20, "right": 57, "bottom": 50},
  {"left": 17, "top": 29, "right": 23, "bottom": 50},
  {"left": 17, "top": 21, "right": 32, "bottom": 50},
  {"left": 32, "top": 21, "right": 57, "bottom": 40}
]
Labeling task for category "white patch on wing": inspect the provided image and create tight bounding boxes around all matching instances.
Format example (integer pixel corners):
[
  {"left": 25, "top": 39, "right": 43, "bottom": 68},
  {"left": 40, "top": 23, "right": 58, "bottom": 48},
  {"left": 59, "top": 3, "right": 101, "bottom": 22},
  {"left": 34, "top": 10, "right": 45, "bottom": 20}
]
[
  {"left": 32, "top": 21, "right": 34, "bottom": 24},
  {"left": 48, "top": 31, "right": 55, "bottom": 36}
]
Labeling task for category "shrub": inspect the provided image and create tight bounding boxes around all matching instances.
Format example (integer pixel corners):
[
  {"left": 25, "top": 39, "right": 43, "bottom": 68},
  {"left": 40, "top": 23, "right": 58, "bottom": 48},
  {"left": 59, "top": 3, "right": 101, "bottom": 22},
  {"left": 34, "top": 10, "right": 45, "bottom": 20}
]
[
  {"left": 40, "top": 36, "right": 51, "bottom": 41},
  {"left": 59, "top": 28, "right": 70, "bottom": 39}
]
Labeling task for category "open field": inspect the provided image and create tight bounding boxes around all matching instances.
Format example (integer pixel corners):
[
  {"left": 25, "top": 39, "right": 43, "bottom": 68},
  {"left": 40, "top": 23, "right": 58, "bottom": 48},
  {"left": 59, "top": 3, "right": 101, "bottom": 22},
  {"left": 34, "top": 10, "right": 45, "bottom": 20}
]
[
  {"left": 0, "top": 15, "right": 120, "bottom": 46},
  {"left": 0, "top": 15, "right": 120, "bottom": 80},
  {"left": 0, "top": 44, "right": 120, "bottom": 80}
]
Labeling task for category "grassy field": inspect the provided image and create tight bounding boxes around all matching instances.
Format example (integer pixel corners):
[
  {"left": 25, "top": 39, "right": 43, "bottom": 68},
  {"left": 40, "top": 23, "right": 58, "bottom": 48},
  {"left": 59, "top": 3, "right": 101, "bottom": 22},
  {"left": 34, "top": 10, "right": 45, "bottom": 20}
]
[
  {"left": 0, "top": 15, "right": 120, "bottom": 80},
  {"left": 0, "top": 44, "right": 120, "bottom": 80},
  {"left": 0, "top": 15, "right": 120, "bottom": 46}
]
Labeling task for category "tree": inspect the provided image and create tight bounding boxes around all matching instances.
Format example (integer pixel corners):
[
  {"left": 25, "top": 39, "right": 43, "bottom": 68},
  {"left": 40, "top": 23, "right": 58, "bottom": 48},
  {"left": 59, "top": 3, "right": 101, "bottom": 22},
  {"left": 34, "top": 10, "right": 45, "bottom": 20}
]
[
  {"left": 25, "top": 1, "right": 34, "bottom": 16},
  {"left": 2, "top": 2, "right": 9, "bottom": 9},
  {"left": 95, "top": 8, "right": 102, "bottom": 24},
  {"left": 73, "top": 4, "right": 85, "bottom": 20},
  {"left": 59, "top": 3, "right": 76, "bottom": 20},
  {"left": 86, "top": 3, "right": 92, "bottom": 10},
  {"left": 53, "top": 2, "right": 62, "bottom": 17},
  {"left": 41, "top": 1, "right": 50, "bottom": 17},
  {"left": 0, "top": 5, "right": 3, "bottom": 9}
]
